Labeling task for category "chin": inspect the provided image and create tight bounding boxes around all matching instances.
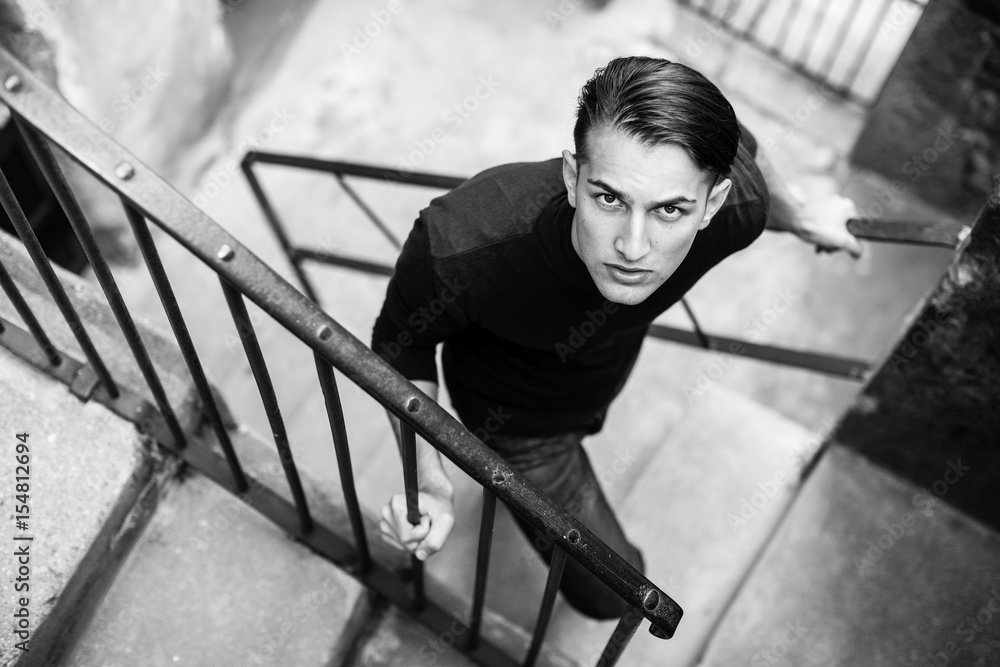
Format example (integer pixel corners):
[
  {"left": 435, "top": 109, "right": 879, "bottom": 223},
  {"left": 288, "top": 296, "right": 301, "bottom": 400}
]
[{"left": 597, "top": 281, "right": 657, "bottom": 306}]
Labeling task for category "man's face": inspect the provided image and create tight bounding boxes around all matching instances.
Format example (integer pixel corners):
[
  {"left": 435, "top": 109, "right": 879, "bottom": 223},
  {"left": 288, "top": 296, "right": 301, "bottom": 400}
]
[{"left": 562, "top": 125, "right": 732, "bottom": 305}]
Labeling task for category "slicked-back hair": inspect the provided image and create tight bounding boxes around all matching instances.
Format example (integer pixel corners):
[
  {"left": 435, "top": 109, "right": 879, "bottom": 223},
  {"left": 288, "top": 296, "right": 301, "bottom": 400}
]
[{"left": 573, "top": 56, "right": 741, "bottom": 185}]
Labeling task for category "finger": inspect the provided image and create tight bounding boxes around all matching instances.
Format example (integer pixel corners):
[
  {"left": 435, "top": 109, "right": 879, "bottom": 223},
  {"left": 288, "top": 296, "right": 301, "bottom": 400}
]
[
  {"left": 380, "top": 503, "right": 395, "bottom": 525},
  {"left": 394, "top": 514, "right": 432, "bottom": 545},
  {"left": 845, "top": 234, "right": 864, "bottom": 259},
  {"left": 378, "top": 519, "right": 406, "bottom": 551},
  {"left": 390, "top": 494, "right": 424, "bottom": 526},
  {"left": 415, "top": 511, "right": 455, "bottom": 560}
]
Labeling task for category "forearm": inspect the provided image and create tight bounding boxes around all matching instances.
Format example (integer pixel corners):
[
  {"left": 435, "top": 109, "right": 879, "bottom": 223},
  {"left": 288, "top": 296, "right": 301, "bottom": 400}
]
[
  {"left": 386, "top": 379, "right": 453, "bottom": 499},
  {"left": 756, "top": 150, "right": 805, "bottom": 234}
]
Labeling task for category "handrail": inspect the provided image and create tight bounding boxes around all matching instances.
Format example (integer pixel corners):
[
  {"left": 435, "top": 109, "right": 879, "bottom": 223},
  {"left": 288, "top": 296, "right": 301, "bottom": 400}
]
[{"left": 0, "top": 43, "right": 682, "bottom": 661}]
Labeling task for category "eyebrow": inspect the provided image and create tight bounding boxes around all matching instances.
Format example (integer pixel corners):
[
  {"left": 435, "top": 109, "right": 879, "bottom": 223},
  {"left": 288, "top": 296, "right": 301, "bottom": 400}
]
[{"left": 586, "top": 178, "right": 697, "bottom": 210}]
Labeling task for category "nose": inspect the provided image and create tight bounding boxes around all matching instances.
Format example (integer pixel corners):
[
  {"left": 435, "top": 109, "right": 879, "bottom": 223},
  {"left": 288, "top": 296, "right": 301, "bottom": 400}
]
[{"left": 614, "top": 212, "right": 651, "bottom": 262}]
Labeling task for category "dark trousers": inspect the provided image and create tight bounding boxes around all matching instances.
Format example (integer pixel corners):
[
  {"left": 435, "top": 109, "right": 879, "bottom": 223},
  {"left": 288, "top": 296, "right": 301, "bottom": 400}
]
[{"left": 486, "top": 430, "right": 644, "bottom": 620}]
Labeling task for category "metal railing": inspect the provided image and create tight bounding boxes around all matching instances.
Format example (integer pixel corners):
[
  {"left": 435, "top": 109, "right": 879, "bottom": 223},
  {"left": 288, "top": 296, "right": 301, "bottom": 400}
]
[
  {"left": 241, "top": 151, "right": 970, "bottom": 389},
  {"left": 0, "top": 48, "right": 681, "bottom": 666},
  {"left": 674, "top": 0, "right": 929, "bottom": 106}
]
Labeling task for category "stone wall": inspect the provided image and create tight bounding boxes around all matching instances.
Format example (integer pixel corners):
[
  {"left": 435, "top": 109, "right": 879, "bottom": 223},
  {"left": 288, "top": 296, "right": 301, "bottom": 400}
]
[
  {"left": 0, "top": 0, "right": 234, "bottom": 263},
  {"left": 851, "top": 0, "right": 1000, "bottom": 217}
]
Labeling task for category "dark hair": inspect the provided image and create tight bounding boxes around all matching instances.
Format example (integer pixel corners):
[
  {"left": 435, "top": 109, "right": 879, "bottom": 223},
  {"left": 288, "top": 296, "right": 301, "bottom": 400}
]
[{"left": 573, "top": 56, "right": 741, "bottom": 184}]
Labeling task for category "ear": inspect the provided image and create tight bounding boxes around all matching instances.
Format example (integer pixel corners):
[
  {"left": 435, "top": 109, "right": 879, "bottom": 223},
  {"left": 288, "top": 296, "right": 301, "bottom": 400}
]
[
  {"left": 699, "top": 177, "right": 732, "bottom": 230},
  {"left": 561, "top": 149, "right": 579, "bottom": 208}
]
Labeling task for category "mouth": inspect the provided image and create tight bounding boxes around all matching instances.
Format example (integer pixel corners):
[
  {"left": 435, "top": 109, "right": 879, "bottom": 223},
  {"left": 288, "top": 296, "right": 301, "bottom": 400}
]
[{"left": 605, "top": 263, "right": 650, "bottom": 285}]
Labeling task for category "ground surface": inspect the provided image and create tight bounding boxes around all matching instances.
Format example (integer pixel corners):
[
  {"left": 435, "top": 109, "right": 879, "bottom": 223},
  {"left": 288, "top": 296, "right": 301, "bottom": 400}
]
[{"left": 65, "top": 0, "right": 988, "bottom": 664}]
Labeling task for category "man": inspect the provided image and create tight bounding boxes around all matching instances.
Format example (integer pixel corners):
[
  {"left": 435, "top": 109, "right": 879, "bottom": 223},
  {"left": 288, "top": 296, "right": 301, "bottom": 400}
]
[{"left": 372, "top": 56, "right": 860, "bottom": 619}]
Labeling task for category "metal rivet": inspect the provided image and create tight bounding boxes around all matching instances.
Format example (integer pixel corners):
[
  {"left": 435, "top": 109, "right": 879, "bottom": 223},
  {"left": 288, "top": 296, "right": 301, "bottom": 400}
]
[
  {"left": 216, "top": 244, "right": 235, "bottom": 261},
  {"left": 316, "top": 325, "right": 332, "bottom": 341},
  {"left": 406, "top": 397, "right": 420, "bottom": 413},
  {"left": 4, "top": 75, "right": 22, "bottom": 92},
  {"left": 566, "top": 529, "right": 581, "bottom": 544},
  {"left": 114, "top": 162, "right": 135, "bottom": 180},
  {"left": 643, "top": 589, "right": 660, "bottom": 611}
]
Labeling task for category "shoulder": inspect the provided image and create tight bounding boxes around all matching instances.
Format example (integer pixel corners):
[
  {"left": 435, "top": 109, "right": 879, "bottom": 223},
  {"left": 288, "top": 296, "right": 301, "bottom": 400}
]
[
  {"left": 724, "top": 123, "right": 770, "bottom": 212},
  {"left": 420, "top": 158, "right": 565, "bottom": 258}
]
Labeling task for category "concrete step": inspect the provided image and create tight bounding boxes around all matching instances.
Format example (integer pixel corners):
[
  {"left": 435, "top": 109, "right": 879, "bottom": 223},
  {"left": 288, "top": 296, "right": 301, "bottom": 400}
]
[
  {"left": 541, "top": 384, "right": 819, "bottom": 666},
  {"left": 60, "top": 470, "right": 371, "bottom": 667},
  {"left": 0, "top": 229, "right": 203, "bottom": 435},
  {"left": 346, "top": 583, "right": 579, "bottom": 667},
  {"left": 347, "top": 605, "right": 478, "bottom": 667},
  {"left": 699, "top": 445, "right": 1000, "bottom": 666},
  {"left": 0, "top": 348, "right": 176, "bottom": 667}
]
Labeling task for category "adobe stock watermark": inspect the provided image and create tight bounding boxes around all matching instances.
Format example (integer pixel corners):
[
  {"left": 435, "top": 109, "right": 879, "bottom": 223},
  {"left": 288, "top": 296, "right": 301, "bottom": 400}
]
[
  {"left": 22, "top": 0, "right": 70, "bottom": 30},
  {"left": 340, "top": 0, "right": 406, "bottom": 62},
  {"left": 749, "top": 618, "right": 810, "bottom": 666},
  {"left": 375, "top": 276, "right": 468, "bottom": 363},
  {"left": 192, "top": 107, "right": 296, "bottom": 209},
  {"left": 882, "top": 261, "right": 1000, "bottom": 373},
  {"left": 725, "top": 418, "right": 834, "bottom": 534},
  {"left": 684, "top": 0, "right": 745, "bottom": 60},
  {"left": 847, "top": 117, "right": 971, "bottom": 239},
  {"left": 83, "top": 600, "right": 145, "bottom": 654},
  {"left": 418, "top": 610, "right": 476, "bottom": 665},
  {"left": 878, "top": 0, "right": 921, "bottom": 38},
  {"left": 519, "top": 446, "right": 638, "bottom": 563},
  {"left": 682, "top": 287, "right": 799, "bottom": 403},
  {"left": 926, "top": 574, "right": 1000, "bottom": 666},
  {"left": 758, "top": 84, "right": 833, "bottom": 158},
  {"left": 554, "top": 299, "right": 619, "bottom": 362},
  {"left": 544, "top": 0, "right": 585, "bottom": 28},
  {"left": 395, "top": 75, "right": 502, "bottom": 174},
  {"left": 61, "top": 65, "right": 170, "bottom": 144},
  {"left": 853, "top": 459, "right": 970, "bottom": 575},
  {"left": 241, "top": 574, "right": 349, "bottom": 667}
]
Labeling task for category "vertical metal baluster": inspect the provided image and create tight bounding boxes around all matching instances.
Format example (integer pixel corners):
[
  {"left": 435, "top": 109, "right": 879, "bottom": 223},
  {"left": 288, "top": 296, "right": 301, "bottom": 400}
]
[
  {"left": 466, "top": 487, "right": 498, "bottom": 650},
  {"left": 399, "top": 421, "right": 425, "bottom": 610},
  {"left": 0, "top": 250, "right": 60, "bottom": 365},
  {"left": 818, "top": 0, "right": 865, "bottom": 80},
  {"left": 798, "top": 0, "right": 833, "bottom": 68},
  {"left": 8, "top": 136, "right": 184, "bottom": 447},
  {"left": 122, "top": 203, "right": 247, "bottom": 490},
  {"left": 742, "top": 0, "right": 771, "bottom": 38},
  {"left": 523, "top": 547, "right": 568, "bottom": 667},
  {"left": 773, "top": 0, "right": 804, "bottom": 56},
  {"left": 240, "top": 160, "right": 319, "bottom": 303},
  {"left": 0, "top": 164, "right": 118, "bottom": 393},
  {"left": 594, "top": 607, "right": 644, "bottom": 667},
  {"left": 839, "top": 0, "right": 896, "bottom": 93},
  {"left": 315, "top": 353, "right": 371, "bottom": 572},
  {"left": 220, "top": 279, "right": 312, "bottom": 533}
]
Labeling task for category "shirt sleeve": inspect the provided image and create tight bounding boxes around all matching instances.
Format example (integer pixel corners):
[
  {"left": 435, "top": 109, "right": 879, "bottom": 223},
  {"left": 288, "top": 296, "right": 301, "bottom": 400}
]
[
  {"left": 712, "top": 121, "right": 770, "bottom": 252},
  {"left": 371, "top": 216, "right": 470, "bottom": 383}
]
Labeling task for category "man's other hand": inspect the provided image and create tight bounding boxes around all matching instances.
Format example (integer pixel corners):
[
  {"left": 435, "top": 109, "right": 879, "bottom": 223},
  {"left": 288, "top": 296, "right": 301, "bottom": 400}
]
[
  {"left": 795, "top": 194, "right": 863, "bottom": 258},
  {"left": 379, "top": 490, "right": 455, "bottom": 561}
]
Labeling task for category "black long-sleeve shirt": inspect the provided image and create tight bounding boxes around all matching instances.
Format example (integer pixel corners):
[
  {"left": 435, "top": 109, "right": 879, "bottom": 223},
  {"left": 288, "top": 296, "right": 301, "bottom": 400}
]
[{"left": 372, "top": 133, "right": 768, "bottom": 437}]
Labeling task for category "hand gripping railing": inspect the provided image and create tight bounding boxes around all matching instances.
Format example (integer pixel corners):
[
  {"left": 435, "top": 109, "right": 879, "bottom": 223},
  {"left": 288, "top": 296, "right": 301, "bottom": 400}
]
[{"left": 0, "top": 47, "right": 680, "bottom": 665}]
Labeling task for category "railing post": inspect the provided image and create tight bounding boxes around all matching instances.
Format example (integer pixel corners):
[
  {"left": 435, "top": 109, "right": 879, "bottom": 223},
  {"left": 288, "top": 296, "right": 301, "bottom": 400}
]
[{"left": 399, "top": 421, "right": 426, "bottom": 611}]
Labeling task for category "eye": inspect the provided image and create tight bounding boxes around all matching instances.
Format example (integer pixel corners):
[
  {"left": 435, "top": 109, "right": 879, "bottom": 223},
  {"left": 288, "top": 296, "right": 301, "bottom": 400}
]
[
  {"left": 596, "top": 193, "right": 621, "bottom": 209},
  {"left": 659, "top": 205, "right": 684, "bottom": 221}
]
